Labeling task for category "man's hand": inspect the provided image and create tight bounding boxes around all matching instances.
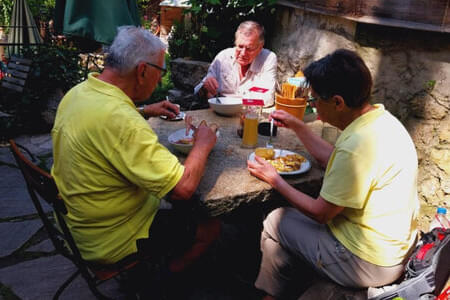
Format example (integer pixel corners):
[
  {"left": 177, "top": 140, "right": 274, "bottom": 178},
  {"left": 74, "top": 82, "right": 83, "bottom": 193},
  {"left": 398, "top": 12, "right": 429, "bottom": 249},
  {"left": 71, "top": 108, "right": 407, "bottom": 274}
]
[
  {"left": 270, "top": 110, "right": 303, "bottom": 130},
  {"left": 192, "top": 121, "right": 217, "bottom": 153},
  {"left": 203, "top": 77, "right": 219, "bottom": 99},
  {"left": 247, "top": 155, "right": 282, "bottom": 188},
  {"left": 170, "top": 120, "right": 217, "bottom": 202},
  {"left": 144, "top": 100, "right": 179, "bottom": 119}
]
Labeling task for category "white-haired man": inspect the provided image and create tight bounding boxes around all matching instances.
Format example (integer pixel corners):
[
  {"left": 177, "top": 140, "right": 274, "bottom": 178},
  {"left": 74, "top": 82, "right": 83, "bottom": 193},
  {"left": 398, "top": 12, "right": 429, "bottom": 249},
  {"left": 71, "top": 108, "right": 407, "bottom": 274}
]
[
  {"left": 51, "top": 26, "right": 220, "bottom": 275},
  {"left": 196, "top": 20, "right": 277, "bottom": 107}
]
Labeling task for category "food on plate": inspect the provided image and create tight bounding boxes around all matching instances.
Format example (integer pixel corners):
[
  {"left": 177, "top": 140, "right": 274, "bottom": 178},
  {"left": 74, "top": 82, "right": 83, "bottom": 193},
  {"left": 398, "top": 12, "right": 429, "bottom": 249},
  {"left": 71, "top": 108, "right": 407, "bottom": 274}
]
[
  {"left": 255, "top": 147, "right": 275, "bottom": 160},
  {"left": 259, "top": 152, "right": 306, "bottom": 173},
  {"left": 209, "top": 123, "right": 219, "bottom": 133},
  {"left": 185, "top": 115, "right": 194, "bottom": 135},
  {"left": 175, "top": 137, "right": 194, "bottom": 145},
  {"left": 185, "top": 116, "right": 220, "bottom": 135}
]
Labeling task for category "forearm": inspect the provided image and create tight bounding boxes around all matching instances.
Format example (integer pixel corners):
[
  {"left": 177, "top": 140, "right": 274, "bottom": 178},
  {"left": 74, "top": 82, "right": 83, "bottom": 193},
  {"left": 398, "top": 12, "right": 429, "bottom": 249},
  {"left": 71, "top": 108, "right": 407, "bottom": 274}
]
[
  {"left": 294, "top": 122, "right": 334, "bottom": 168},
  {"left": 273, "top": 178, "right": 342, "bottom": 223},
  {"left": 169, "top": 145, "right": 210, "bottom": 201},
  {"left": 273, "top": 178, "right": 323, "bottom": 222}
]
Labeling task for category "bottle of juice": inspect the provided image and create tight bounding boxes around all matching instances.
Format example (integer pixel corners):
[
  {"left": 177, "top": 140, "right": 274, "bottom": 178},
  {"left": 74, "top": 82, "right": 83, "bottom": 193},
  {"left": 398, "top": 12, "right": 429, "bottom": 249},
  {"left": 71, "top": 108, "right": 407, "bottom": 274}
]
[{"left": 241, "top": 99, "right": 263, "bottom": 148}]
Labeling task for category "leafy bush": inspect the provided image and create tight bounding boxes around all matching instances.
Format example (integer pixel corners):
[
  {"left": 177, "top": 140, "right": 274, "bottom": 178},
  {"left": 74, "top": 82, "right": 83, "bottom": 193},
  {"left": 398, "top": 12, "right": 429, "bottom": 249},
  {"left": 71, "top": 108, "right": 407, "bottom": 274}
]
[
  {"left": 0, "top": 0, "right": 55, "bottom": 28},
  {"left": 0, "top": 44, "right": 83, "bottom": 136},
  {"left": 0, "top": 1, "right": 13, "bottom": 28},
  {"left": 168, "top": 0, "right": 278, "bottom": 62}
]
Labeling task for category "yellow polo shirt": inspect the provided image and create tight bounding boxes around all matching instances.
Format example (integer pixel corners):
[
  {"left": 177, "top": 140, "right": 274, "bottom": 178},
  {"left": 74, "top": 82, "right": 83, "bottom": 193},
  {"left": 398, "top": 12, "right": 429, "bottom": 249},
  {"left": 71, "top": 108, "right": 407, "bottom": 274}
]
[
  {"left": 322, "top": 104, "right": 419, "bottom": 266},
  {"left": 51, "top": 73, "right": 184, "bottom": 264}
]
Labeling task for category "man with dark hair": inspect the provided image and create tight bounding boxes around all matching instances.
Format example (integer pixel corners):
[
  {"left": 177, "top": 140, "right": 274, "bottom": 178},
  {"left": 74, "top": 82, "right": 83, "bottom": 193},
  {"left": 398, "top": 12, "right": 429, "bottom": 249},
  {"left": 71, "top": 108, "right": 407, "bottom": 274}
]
[
  {"left": 195, "top": 20, "right": 277, "bottom": 107},
  {"left": 248, "top": 49, "right": 419, "bottom": 299}
]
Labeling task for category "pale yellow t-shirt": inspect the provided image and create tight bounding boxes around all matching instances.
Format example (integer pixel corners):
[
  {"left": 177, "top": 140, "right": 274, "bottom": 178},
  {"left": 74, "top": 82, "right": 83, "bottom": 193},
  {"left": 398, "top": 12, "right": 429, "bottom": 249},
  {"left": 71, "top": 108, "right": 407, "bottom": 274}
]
[
  {"left": 51, "top": 73, "right": 184, "bottom": 264},
  {"left": 322, "top": 104, "right": 419, "bottom": 266}
]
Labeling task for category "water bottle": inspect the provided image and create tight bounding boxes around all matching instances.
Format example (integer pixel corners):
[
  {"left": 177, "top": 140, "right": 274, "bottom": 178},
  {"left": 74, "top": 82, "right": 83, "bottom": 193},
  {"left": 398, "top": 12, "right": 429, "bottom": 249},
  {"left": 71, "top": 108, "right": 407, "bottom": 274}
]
[{"left": 429, "top": 207, "right": 450, "bottom": 230}]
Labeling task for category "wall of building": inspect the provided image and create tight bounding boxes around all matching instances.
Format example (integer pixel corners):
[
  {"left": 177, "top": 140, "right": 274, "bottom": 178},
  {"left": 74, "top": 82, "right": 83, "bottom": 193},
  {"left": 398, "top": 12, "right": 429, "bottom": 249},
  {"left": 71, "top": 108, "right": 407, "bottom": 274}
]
[{"left": 270, "top": 5, "right": 450, "bottom": 229}]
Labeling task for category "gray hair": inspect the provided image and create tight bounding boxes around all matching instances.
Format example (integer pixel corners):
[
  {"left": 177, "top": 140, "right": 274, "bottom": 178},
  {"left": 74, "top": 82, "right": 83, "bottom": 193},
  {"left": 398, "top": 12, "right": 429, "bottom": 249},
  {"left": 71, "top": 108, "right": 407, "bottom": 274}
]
[
  {"left": 105, "top": 26, "right": 166, "bottom": 75},
  {"left": 235, "top": 21, "right": 265, "bottom": 44}
]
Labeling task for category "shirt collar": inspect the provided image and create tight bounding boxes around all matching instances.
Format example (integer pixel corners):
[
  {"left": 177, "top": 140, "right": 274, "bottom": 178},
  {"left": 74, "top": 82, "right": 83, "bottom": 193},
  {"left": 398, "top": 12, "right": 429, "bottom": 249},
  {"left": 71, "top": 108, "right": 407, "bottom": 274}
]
[
  {"left": 335, "top": 104, "right": 385, "bottom": 146},
  {"left": 87, "top": 73, "right": 135, "bottom": 107}
]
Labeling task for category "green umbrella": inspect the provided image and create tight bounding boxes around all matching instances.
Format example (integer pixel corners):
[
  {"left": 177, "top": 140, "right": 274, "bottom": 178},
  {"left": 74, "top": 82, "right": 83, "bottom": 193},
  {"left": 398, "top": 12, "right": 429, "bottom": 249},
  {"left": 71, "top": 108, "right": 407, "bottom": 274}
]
[
  {"left": 55, "top": 0, "right": 141, "bottom": 45},
  {"left": 7, "top": 0, "right": 43, "bottom": 57}
]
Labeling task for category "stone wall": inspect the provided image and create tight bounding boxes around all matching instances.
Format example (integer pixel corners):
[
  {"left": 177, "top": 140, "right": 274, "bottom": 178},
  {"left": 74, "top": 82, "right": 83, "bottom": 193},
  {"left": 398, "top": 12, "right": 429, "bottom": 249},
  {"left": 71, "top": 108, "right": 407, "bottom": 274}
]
[
  {"left": 271, "top": 5, "right": 450, "bottom": 230},
  {"left": 169, "top": 57, "right": 211, "bottom": 110}
]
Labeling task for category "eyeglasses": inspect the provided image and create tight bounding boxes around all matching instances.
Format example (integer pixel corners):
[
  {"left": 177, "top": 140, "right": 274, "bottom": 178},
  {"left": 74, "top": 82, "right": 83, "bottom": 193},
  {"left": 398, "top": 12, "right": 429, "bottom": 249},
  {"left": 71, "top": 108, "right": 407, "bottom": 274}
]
[
  {"left": 307, "top": 96, "right": 318, "bottom": 105},
  {"left": 145, "top": 62, "right": 167, "bottom": 78},
  {"left": 307, "top": 94, "right": 333, "bottom": 105},
  {"left": 235, "top": 44, "right": 260, "bottom": 53}
]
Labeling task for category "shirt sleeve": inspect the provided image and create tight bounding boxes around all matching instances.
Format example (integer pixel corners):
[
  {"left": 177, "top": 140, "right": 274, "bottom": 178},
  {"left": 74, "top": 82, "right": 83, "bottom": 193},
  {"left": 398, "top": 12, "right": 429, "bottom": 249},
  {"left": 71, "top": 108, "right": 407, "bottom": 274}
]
[
  {"left": 320, "top": 148, "right": 373, "bottom": 209},
  {"left": 257, "top": 52, "right": 277, "bottom": 106},
  {"left": 195, "top": 52, "right": 223, "bottom": 93},
  {"left": 109, "top": 124, "right": 184, "bottom": 200}
]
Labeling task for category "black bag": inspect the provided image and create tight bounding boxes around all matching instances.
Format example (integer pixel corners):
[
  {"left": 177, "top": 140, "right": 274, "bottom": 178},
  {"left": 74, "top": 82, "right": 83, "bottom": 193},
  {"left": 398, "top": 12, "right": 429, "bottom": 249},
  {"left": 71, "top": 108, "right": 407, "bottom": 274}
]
[{"left": 370, "top": 228, "right": 450, "bottom": 300}]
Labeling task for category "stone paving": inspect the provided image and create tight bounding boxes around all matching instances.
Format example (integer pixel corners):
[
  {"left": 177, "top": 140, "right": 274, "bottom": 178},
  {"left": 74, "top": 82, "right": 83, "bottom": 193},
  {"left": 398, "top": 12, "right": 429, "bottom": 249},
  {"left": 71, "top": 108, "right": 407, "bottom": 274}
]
[{"left": 0, "top": 134, "right": 112, "bottom": 300}]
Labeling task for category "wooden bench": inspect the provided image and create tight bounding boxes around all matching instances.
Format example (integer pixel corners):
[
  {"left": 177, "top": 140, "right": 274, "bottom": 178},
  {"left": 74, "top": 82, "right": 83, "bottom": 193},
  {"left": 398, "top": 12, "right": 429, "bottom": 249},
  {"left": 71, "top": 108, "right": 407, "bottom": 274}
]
[{"left": 1, "top": 56, "right": 32, "bottom": 93}]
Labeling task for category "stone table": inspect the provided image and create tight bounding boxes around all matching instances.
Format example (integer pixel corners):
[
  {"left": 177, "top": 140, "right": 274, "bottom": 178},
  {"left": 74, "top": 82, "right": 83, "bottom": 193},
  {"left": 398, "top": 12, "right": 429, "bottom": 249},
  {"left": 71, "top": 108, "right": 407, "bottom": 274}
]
[{"left": 148, "top": 109, "right": 325, "bottom": 216}]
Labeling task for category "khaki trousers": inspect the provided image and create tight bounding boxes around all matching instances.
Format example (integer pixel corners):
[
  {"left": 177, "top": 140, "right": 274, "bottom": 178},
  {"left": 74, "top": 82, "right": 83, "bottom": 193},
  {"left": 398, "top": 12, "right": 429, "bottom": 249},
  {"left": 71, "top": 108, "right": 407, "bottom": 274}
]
[{"left": 255, "top": 207, "right": 406, "bottom": 298}]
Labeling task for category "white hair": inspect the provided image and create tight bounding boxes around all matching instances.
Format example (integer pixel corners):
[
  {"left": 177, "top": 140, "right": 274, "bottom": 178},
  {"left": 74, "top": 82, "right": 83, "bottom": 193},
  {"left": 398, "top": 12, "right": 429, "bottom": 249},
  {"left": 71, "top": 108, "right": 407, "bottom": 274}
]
[
  {"left": 235, "top": 21, "right": 265, "bottom": 44},
  {"left": 105, "top": 26, "right": 166, "bottom": 75}
]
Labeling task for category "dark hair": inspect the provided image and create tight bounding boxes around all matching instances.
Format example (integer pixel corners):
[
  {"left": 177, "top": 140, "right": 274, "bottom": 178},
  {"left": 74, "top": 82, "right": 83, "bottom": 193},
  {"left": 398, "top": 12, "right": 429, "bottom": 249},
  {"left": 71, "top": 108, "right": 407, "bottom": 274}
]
[{"left": 304, "top": 49, "right": 372, "bottom": 108}]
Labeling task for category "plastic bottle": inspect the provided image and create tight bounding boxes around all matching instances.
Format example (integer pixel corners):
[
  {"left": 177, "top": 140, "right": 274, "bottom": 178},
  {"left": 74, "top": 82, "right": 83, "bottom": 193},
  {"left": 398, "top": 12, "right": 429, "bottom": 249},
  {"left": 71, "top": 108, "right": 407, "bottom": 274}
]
[{"left": 429, "top": 207, "right": 450, "bottom": 230}]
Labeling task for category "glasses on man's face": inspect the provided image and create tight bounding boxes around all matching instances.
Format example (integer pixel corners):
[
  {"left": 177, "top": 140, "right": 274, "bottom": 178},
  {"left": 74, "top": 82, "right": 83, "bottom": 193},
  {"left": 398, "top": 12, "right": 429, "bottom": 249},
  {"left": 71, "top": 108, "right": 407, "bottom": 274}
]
[
  {"left": 307, "top": 93, "right": 333, "bottom": 105},
  {"left": 307, "top": 96, "right": 318, "bottom": 105},
  {"left": 236, "top": 44, "right": 260, "bottom": 53},
  {"left": 145, "top": 62, "right": 167, "bottom": 78}
]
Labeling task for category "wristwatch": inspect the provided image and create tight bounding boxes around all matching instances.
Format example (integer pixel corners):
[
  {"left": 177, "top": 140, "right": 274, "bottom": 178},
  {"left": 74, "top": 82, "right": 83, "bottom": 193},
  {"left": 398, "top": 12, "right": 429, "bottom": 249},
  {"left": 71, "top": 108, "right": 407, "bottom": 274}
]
[{"left": 136, "top": 106, "right": 149, "bottom": 120}]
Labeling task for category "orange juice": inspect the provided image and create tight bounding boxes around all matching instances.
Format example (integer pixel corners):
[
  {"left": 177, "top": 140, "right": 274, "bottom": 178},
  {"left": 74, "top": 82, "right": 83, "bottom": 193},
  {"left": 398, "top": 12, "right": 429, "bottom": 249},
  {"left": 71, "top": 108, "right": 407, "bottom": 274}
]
[{"left": 242, "top": 116, "right": 258, "bottom": 148}]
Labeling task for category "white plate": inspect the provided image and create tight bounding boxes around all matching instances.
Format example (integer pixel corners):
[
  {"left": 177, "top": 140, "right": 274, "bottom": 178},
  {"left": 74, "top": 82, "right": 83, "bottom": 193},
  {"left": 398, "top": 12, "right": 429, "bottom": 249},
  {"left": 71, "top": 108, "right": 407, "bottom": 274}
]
[
  {"left": 160, "top": 111, "right": 185, "bottom": 121},
  {"left": 168, "top": 128, "right": 220, "bottom": 155},
  {"left": 248, "top": 149, "right": 311, "bottom": 175}
]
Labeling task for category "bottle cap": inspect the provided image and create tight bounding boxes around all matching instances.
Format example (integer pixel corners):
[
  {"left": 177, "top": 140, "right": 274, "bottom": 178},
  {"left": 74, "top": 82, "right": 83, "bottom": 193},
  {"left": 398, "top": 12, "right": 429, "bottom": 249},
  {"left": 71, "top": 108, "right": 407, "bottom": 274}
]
[{"left": 437, "top": 207, "right": 447, "bottom": 214}]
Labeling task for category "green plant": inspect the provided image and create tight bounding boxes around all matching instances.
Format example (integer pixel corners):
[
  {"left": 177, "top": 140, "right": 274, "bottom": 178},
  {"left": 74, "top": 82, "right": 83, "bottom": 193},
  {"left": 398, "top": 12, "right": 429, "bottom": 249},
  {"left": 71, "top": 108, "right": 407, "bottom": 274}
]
[
  {"left": 425, "top": 79, "right": 436, "bottom": 91},
  {"left": 0, "top": 0, "right": 13, "bottom": 28},
  {"left": 168, "top": 0, "right": 278, "bottom": 61},
  {"left": 0, "top": 44, "right": 83, "bottom": 135},
  {"left": 0, "top": 0, "right": 55, "bottom": 27}
]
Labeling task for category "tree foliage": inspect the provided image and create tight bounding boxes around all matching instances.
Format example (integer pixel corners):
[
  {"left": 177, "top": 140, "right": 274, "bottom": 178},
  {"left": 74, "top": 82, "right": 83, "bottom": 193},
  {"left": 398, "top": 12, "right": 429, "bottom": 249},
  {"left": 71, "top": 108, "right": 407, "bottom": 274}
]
[
  {"left": 1, "top": 44, "right": 83, "bottom": 135},
  {"left": 168, "top": 0, "right": 277, "bottom": 62},
  {"left": 0, "top": 0, "right": 55, "bottom": 28}
]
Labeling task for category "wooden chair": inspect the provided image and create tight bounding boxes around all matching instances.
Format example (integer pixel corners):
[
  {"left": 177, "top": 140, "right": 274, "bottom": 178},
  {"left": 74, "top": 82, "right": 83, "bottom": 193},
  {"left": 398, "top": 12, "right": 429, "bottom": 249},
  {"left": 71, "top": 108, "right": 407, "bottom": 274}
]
[
  {"left": 1, "top": 56, "right": 32, "bottom": 93},
  {"left": 8, "top": 140, "right": 146, "bottom": 300}
]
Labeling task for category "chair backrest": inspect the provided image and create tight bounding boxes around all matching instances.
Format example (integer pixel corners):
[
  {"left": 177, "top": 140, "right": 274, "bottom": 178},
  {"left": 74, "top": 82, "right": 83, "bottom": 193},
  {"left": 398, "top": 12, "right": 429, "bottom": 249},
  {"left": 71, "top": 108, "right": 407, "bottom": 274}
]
[
  {"left": 9, "top": 140, "right": 143, "bottom": 299},
  {"left": 8, "top": 139, "right": 79, "bottom": 260},
  {"left": 1, "top": 56, "right": 32, "bottom": 93}
]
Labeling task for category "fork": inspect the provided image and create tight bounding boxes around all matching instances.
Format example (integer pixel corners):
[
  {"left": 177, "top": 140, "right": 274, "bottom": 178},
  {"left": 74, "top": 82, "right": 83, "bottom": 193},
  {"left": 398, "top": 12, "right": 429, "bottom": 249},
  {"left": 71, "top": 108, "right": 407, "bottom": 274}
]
[
  {"left": 266, "top": 119, "right": 274, "bottom": 149},
  {"left": 215, "top": 93, "right": 221, "bottom": 104}
]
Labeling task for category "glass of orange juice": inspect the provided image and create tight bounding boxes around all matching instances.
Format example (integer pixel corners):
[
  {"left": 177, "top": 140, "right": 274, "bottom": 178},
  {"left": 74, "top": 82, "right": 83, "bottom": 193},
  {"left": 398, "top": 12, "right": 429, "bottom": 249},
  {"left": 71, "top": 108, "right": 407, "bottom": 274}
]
[{"left": 242, "top": 99, "right": 264, "bottom": 148}]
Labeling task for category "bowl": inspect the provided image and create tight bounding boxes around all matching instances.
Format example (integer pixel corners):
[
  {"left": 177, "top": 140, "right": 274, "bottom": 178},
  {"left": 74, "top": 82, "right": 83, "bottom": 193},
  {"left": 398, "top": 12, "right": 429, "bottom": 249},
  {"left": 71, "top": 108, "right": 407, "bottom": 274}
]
[
  {"left": 208, "top": 97, "right": 243, "bottom": 116},
  {"left": 168, "top": 128, "right": 220, "bottom": 154}
]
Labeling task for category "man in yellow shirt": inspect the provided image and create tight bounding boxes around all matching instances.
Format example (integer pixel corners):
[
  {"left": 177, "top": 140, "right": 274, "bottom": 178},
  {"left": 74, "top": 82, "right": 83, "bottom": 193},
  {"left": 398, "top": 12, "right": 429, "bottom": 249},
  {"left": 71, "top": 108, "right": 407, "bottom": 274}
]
[
  {"left": 51, "top": 26, "right": 220, "bottom": 275},
  {"left": 248, "top": 49, "right": 419, "bottom": 299}
]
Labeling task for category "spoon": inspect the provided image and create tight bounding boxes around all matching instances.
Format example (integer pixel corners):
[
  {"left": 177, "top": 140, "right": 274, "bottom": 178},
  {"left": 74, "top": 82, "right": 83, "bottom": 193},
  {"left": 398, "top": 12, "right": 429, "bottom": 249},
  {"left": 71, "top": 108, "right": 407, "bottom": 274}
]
[{"left": 266, "top": 119, "right": 274, "bottom": 149}]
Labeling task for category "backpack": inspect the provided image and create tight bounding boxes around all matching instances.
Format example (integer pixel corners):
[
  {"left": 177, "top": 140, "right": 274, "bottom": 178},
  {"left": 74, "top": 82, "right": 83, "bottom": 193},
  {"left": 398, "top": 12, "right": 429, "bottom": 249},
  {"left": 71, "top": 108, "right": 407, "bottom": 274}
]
[{"left": 369, "top": 227, "right": 450, "bottom": 300}]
